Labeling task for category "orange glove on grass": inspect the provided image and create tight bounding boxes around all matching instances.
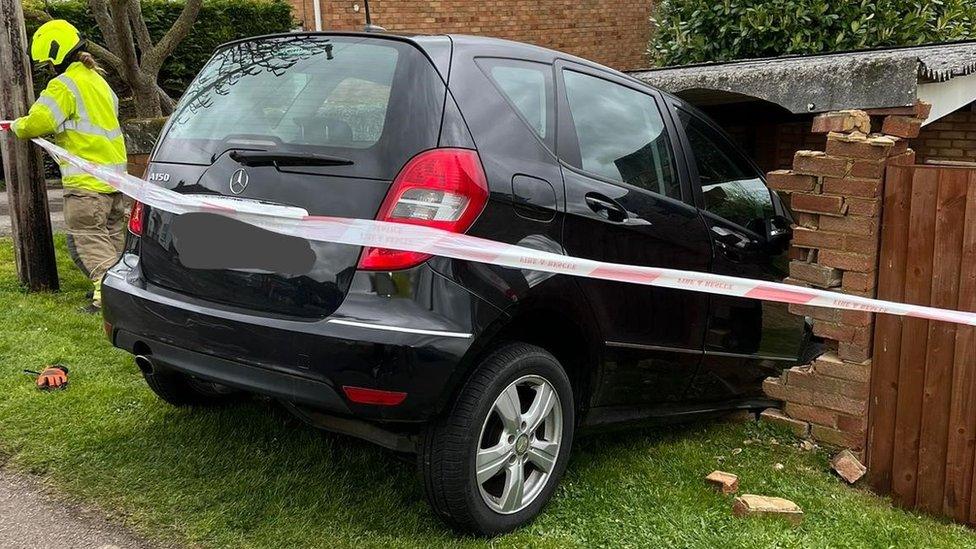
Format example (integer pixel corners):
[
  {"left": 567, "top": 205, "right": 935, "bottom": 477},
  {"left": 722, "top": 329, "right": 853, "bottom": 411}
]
[{"left": 35, "top": 365, "right": 69, "bottom": 390}]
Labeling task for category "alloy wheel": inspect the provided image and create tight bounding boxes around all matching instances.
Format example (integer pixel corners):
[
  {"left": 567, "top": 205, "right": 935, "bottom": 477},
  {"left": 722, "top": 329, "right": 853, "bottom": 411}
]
[{"left": 476, "top": 374, "right": 563, "bottom": 514}]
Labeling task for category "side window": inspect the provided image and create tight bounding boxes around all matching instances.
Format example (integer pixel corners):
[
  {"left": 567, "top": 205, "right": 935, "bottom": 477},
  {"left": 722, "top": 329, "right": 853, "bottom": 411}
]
[
  {"left": 479, "top": 59, "right": 554, "bottom": 144},
  {"left": 562, "top": 69, "right": 680, "bottom": 199},
  {"left": 679, "top": 109, "right": 774, "bottom": 232}
]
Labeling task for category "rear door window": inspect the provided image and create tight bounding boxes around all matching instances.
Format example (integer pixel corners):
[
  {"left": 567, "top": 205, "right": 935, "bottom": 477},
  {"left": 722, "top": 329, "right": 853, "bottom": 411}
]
[
  {"left": 561, "top": 70, "right": 680, "bottom": 199},
  {"left": 154, "top": 35, "right": 445, "bottom": 179}
]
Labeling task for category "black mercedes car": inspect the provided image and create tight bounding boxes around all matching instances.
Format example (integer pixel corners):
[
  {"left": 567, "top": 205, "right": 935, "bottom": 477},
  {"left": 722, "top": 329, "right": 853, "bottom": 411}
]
[{"left": 103, "top": 31, "right": 811, "bottom": 535}]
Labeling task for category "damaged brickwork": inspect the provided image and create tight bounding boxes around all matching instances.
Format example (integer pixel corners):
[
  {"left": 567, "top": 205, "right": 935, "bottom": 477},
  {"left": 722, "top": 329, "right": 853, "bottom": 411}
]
[{"left": 761, "top": 103, "right": 930, "bottom": 456}]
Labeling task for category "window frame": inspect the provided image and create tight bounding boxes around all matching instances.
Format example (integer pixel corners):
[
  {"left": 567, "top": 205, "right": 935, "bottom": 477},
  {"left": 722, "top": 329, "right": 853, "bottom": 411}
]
[
  {"left": 475, "top": 56, "right": 557, "bottom": 152},
  {"left": 553, "top": 60, "right": 693, "bottom": 204},
  {"left": 671, "top": 103, "right": 785, "bottom": 234}
]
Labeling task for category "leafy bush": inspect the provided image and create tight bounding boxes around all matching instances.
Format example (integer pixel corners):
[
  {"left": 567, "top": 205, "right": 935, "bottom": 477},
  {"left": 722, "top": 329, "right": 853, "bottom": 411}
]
[
  {"left": 24, "top": 0, "right": 294, "bottom": 97},
  {"left": 649, "top": 0, "right": 976, "bottom": 66}
]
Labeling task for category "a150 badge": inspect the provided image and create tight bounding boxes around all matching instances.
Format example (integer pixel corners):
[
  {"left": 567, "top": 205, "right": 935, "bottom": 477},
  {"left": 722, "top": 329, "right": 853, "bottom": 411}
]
[{"left": 148, "top": 172, "right": 171, "bottom": 182}]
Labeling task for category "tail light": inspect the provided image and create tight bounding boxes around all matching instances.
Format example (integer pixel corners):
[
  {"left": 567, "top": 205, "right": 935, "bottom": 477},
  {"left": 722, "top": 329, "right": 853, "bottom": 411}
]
[
  {"left": 128, "top": 200, "right": 144, "bottom": 236},
  {"left": 358, "top": 148, "right": 489, "bottom": 271}
]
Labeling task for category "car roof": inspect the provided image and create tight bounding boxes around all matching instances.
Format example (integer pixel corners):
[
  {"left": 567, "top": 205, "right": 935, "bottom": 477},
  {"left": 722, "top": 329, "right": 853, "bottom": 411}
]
[
  {"left": 216, "top": 31, "right": 653, "bottom": 88},
  {"left": 439, "top": 34, "right": 648, "bottom": 83}
]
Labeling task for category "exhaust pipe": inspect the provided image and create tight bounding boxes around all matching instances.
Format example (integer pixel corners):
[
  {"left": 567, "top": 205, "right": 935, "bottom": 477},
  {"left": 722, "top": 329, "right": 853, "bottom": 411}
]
[{"left": 134, "top": 355, "right": 155, "bottom": 375}]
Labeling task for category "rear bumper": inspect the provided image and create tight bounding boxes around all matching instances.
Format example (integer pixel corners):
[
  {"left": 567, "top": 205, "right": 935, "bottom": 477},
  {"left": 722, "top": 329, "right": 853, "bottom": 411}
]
[
  {"left": 115, "top": 330, "right": 351, "bottom": 412},
  {"left": 103, "top": 254, "right": 501, "bottom": 422}
]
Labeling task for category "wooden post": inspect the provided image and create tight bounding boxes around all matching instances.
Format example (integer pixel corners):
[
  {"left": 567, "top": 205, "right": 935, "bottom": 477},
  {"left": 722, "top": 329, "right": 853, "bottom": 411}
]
[{"left": 0, "top": 0, "right": 59, "bottom": 291}]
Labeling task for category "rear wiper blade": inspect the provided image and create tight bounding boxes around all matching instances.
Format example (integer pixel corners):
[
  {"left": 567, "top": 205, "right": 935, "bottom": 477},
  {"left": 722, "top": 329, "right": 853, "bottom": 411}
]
[{"left": 229, "top": 150, "right": 354, "bottom": 167}]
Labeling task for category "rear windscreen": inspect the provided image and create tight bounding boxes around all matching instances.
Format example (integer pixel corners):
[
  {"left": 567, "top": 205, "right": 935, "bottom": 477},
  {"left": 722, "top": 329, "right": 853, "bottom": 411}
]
[{"left": 154, "top": 35, "right": 445, "bottom": 179}]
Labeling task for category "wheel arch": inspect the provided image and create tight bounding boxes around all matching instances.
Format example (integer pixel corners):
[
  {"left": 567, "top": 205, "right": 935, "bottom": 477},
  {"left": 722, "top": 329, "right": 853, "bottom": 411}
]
[{"left": 439, "top": 292, "right": 603, "bottom": 423}]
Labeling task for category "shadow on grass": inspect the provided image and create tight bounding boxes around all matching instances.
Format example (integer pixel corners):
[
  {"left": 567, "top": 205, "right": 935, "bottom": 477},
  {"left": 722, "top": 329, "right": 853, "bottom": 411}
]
[
  {"left": 65, "top": 392, "right": 728, "bottom": 544},
  {"left": 76, "top": 399, "right": 434, "bottom": 536}
]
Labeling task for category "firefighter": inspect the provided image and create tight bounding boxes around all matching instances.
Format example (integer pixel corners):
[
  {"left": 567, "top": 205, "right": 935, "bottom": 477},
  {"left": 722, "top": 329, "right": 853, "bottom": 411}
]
[{"left": 9, "top": 19, "right": 128, "bottom": 313}]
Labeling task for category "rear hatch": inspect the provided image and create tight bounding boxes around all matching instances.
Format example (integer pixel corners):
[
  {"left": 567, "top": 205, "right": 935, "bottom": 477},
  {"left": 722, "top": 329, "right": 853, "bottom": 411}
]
[{"left": 139, "top": 34, "right": 447, "bottom": 317}]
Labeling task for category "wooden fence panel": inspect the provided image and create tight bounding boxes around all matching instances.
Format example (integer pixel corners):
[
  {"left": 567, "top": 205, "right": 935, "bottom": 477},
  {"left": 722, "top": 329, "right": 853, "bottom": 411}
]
[
  {"left": 916, "top": 169, "right": 967, "bottom": 513},
  {"left": 868, "top": 165, "right": 976, "bottom": 525},
  {"left": 890, "top": 167, "right": 938, "bottom": 508},
  {"left": 948, "top": 180, "right": 976, "bottom": 522},
  {"left": 867, "top": 164, "right": 913, "bottom": 494}
]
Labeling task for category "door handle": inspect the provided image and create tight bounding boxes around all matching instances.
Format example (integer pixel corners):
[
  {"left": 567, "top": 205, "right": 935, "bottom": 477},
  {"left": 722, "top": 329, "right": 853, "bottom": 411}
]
[
  {"left": 585, "top": 193, "right": 628, "bottom": 223},
  {"left": 711, "top": 226, "right": 745, "bottom": 246},
  {"left": 711, "top": 226, "right": 758, "bottom": 259}
]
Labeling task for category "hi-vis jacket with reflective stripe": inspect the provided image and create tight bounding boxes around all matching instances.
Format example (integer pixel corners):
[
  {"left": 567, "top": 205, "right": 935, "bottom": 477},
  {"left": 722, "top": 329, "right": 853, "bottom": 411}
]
[{"left": 12, "top": 61, "right": 126, "bottom": 194}]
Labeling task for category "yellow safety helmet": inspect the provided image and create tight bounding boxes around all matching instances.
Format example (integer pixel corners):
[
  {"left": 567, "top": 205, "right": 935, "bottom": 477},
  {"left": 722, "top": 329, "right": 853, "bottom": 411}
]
[{"left": 30, "top": 20, "right": 83, "bottom": 66}]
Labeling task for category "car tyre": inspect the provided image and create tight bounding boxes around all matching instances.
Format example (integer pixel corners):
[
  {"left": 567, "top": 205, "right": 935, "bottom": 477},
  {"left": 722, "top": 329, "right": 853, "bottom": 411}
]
[
  {"left": 142, "top": 366, "right": 237, "bottom": 407},
  {"left": 420, "top": 342, "right": 574, "bottom": 535}
]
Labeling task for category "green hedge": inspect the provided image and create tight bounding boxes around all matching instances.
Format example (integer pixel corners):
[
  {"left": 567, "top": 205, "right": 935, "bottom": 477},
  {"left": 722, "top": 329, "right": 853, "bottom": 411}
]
[
  {"left": 650, "top": 0, "right": 976, "bottom": 66},
  {"left": 24, "top": 0, "right": 295, "bottom": 97}
]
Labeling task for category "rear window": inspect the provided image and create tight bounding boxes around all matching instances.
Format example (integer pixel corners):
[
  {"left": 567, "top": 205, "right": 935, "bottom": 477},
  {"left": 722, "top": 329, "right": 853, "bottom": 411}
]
[{"left": 154, "top": 35, "right": 445, "bottom": 178}]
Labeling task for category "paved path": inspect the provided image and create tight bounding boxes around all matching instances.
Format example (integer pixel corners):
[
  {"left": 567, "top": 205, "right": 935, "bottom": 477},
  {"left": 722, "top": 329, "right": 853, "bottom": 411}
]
[
  {"left": 0, "top": 467, "right": 156, "bottom": 549},
  {"left": 0, "top": 188, "right": 66, "bottom": 237}
]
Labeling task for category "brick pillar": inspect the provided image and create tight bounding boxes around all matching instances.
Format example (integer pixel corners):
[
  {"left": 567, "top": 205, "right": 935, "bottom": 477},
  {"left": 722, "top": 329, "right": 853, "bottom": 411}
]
[{"left": 760, "top": 104, "right": 929, "bottom": 456}]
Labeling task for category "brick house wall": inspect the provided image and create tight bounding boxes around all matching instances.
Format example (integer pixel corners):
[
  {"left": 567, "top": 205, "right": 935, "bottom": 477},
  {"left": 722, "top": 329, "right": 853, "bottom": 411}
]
[
  {"left": 719, "top": 121, "right": 825, "bottom": 173},
  {"left": 767, "top": 122, "right": 829, "bottom": 171},
  {"left": 912, "top": 101, "right": 976, "bottom": 164},
  {"left": 698, "top": 101, "right": 828, "bottom": 174},
  {"left": 288, "top": 0, "right": 655, "bottom": 71}
]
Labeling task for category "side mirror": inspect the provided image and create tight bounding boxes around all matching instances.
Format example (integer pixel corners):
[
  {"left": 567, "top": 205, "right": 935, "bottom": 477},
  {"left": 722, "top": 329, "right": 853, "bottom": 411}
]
[{"left": 765, "top": 215, "right": 793, "bottom": 252}]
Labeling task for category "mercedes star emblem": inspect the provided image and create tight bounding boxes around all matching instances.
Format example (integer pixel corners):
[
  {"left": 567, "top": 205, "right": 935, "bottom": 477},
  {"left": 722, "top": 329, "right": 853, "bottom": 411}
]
[{"left": 229, "top": 168, "right": 249, "bottom": 195}]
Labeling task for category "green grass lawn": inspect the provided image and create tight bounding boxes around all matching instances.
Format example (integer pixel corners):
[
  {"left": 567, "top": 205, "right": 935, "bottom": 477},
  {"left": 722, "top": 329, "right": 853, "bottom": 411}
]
[{"left": 1, "top": 237, "right": 975, "bottom": 548}]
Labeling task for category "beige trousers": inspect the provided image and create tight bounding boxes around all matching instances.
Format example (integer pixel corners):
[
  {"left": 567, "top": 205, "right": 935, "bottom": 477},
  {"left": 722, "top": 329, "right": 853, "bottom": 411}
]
[{"left": 63, "top": 188, "right": 129, "bottom": 303}]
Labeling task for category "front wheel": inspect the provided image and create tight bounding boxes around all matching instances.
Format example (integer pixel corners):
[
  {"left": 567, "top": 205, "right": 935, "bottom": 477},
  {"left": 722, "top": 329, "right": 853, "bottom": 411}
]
[{"left": 420, "top": 343, "right": 574, "bottom": 535}]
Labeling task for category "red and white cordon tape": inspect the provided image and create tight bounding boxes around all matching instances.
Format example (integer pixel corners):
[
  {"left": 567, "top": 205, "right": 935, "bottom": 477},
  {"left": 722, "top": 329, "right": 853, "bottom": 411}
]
[{"left": 5, "top": 128, "right": 976, "bottom": 327}]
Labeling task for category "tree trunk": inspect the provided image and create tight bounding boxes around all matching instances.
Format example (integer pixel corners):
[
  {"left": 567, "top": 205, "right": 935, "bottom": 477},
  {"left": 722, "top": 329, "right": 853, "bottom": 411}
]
[
  {"left": 132, "top": 72, "right": 162, "bottom": 118},
  {"left": 0, "top": 0, "right": 59, "bottom": 291},
  {"left": 88, "top": 0, "right": 201, "bottom": 119}
]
